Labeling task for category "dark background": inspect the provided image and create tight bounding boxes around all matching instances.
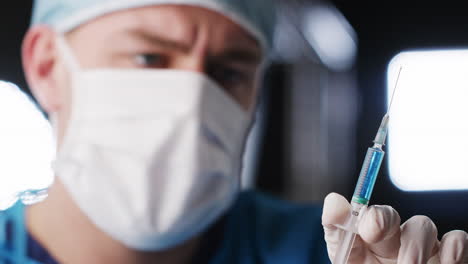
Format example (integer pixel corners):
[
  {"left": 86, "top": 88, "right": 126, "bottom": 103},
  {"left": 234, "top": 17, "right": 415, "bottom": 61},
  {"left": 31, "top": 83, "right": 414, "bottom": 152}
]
[
  {"left": 256, "top": 0, "right": 468, "bottom": 237},
  {"left": 0, "top": 2, "right": 33, "bottom": 97},
  {"left": 2, "top": 0, "right": 468, "bottom": 238},
  {"left": 330, "top": 0, "right": 468, "bottom": 237}
]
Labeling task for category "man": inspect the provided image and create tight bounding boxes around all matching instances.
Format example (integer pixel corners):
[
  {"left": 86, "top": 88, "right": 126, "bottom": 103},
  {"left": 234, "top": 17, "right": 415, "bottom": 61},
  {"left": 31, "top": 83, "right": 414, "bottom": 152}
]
[{"left": 0, "top": 0, "right": 465, "bottom": 263}]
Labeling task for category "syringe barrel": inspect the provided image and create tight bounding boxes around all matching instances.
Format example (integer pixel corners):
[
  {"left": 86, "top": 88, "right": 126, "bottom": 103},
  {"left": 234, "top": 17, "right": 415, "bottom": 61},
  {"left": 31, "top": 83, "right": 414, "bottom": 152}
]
[
  {"left": 333, "top": 202, "right": 366, "bottom": 264},
  {"left": 352, "top": 146, "right": 385, "bottom": 205}
]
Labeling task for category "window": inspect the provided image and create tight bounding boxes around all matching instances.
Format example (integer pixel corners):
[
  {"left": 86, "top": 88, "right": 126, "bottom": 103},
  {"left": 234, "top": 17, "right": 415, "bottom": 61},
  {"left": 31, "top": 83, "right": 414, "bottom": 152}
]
[
  {"left": 0, "top": 82, "right": 54, "bottom": 209},
  {"left": 387, "top": 50, "right": 468, "bottom": 191}
]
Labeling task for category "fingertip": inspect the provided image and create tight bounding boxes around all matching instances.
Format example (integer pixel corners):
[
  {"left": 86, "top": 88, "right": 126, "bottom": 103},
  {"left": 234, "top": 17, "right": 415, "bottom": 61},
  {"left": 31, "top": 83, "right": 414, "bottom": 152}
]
[
  {"left": 323, "top": 192, "right": 348, "bottom": 206},
  {"left": 322, "top": 193, "right": 351, "bottom": 226},
  {"left": 439, "top": 230, "right": 467, "bottom": 263},
  {"left": 441, "top": 230, "right": 467, "bottom": 241},
  {"left": 358, "top": 206, "right": 381, "bottom": 243},
  {"left": 398, "top": 215, "right": 439, "bottom": 263},
  {"left": 323, "top": 192, "right": 347, "bottom": 205},
  {"left": 359, "top": 205, "right": 401, "bottom": 244},
  {"left": 404, "top": 215, "right": 438, "bottom": 237},
  {"left": 322, "top": 193, "right": 351, "bottom": 225}
]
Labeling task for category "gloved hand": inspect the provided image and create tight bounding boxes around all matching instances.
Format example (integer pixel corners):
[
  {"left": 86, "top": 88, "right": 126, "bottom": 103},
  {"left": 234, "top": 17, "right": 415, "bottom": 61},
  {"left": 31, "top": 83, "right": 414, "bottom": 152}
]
[{"left": 322, "top": 193, "right": 468, "bottom": 263}]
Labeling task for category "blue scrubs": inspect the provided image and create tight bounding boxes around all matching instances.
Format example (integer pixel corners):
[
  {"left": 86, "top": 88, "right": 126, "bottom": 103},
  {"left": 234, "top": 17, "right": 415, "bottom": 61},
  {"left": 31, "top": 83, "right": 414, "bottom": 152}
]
[{"left": 0, "top": 191, "right": 331, "bottom": 263}]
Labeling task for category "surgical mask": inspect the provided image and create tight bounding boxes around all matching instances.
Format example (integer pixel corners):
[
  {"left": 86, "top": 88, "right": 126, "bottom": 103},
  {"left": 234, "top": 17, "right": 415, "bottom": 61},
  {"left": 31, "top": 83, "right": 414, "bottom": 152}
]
[{"left": 52, "top": 36, "right": 251, "bottom": 251}]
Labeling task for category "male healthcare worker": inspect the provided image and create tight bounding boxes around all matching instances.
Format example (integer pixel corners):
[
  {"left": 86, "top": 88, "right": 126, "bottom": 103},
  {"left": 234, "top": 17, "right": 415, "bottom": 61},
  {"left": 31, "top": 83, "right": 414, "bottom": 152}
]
[{"left": 0, "top": 0, "right": 466, "bottom": 263}]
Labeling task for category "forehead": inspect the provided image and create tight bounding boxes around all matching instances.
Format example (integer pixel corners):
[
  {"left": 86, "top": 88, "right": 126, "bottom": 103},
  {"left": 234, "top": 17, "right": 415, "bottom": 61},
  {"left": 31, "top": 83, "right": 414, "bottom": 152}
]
[{"left": 70, "top": 5, "right": 261, "bottom": 54}]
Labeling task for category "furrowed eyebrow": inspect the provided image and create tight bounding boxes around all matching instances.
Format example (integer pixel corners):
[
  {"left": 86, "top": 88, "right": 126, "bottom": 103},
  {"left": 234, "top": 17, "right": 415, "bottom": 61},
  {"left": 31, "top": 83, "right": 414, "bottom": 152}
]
[
  {"left": 123, "top": 28, "right": 262, "bottom": 64},
  {"left": 126, "top": 29, "right": 191, "bottom": 53},
  {"left": 216, "top": 49, "right": 262, "bottom": 65}
]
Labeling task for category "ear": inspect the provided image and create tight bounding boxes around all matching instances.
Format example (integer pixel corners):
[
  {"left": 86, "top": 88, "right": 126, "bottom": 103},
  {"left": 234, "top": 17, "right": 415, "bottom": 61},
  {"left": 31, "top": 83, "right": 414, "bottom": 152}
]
[{"left": 22, "top": 26, "right": 64, "bottom": 114}]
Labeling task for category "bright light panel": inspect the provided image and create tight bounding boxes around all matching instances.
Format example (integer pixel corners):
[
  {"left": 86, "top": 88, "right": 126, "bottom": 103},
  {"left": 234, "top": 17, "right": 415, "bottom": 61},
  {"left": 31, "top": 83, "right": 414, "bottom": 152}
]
[
  {"left": 388, "top": 50, "right": 468, "bottom": 191},
  {"left": 0, "top": 82, "right": 54, "bottom": 209}
]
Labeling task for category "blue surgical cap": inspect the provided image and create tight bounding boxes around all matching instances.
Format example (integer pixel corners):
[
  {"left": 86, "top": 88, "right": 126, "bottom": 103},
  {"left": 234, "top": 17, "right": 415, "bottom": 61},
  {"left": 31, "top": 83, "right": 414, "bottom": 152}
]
[{"left": 31, "top": 0, "right": 277, "bottom": 53}]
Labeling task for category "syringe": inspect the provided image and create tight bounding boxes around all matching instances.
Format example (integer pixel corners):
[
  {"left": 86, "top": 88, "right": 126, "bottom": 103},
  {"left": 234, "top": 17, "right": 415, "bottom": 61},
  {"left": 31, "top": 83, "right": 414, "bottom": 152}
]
[{"left": 333, "top": 67, "right": 402, "bottom": 264}]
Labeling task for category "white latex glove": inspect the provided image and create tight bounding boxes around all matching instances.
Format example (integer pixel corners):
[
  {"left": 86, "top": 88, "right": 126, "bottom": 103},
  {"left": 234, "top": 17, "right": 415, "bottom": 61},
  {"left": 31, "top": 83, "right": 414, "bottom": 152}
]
[{"left": 322, "top": 193, "right": 468, "bottom": 263}]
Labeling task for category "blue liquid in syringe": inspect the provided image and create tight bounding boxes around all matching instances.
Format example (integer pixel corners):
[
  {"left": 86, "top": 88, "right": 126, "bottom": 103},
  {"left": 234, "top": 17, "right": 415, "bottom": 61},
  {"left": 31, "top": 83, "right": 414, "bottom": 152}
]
[{"left": 352, "top": 147, "right": 385, "bottom": 205}]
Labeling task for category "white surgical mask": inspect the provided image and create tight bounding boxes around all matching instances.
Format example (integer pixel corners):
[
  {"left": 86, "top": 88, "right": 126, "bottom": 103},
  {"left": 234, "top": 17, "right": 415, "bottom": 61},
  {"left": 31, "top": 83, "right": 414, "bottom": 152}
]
[{"left": 52, "top": 36, "right": 251, "bottom": 251}]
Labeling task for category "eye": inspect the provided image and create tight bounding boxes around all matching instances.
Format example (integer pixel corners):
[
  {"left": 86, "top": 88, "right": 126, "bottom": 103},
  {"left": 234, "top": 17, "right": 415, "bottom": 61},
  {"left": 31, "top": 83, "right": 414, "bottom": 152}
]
[
  {"left": 207, "top": 64, "right": 256, "bottom": 107},
  {"left": 134, "top": 54, "right": 168, "bottom": 68},
  {"left": 209, "top": 65, "right": 248, "bottom": 87}
]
